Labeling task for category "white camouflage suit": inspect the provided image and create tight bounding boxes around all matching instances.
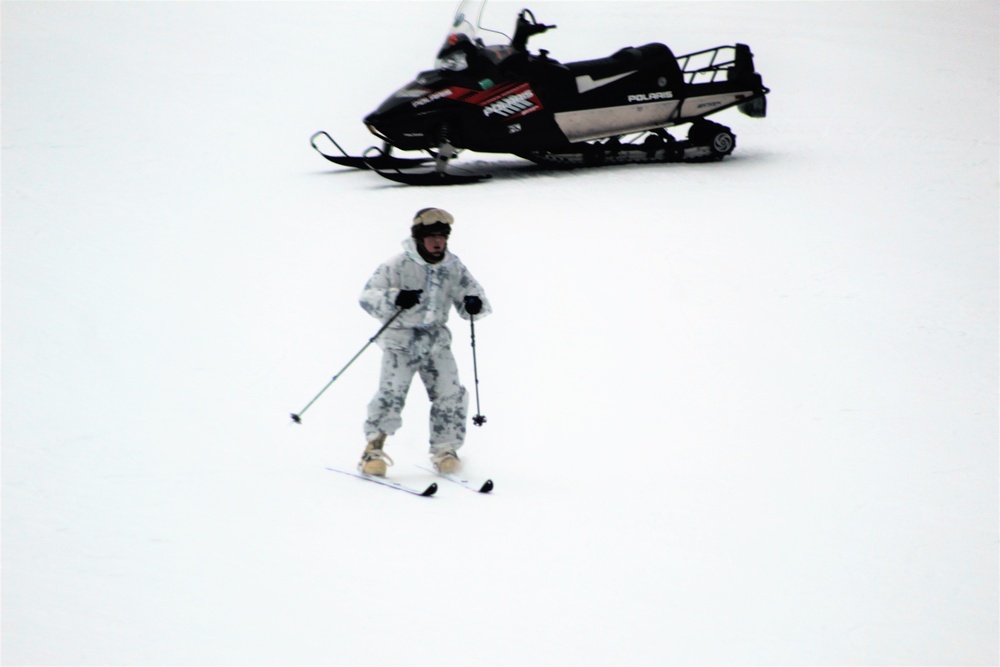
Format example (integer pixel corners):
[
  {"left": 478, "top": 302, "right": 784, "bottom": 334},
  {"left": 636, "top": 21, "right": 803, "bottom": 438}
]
[{"left": 360, "top": 237, "right": 492, "bottom": 454}]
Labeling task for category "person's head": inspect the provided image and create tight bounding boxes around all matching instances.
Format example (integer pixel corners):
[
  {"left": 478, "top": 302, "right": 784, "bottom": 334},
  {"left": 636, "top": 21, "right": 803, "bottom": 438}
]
[{"left": 411, "top": 207, "right": 453, "bottom": 263}]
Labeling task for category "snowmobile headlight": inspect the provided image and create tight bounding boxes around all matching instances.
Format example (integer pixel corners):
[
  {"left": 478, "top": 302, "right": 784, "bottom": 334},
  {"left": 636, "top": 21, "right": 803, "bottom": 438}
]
[{"left": 435, "top": 51, "right": 468, "bottom": 72}]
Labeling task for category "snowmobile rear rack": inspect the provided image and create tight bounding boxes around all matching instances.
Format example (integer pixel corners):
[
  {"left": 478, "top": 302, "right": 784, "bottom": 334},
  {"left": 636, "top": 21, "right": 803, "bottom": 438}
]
[{"left": 677, "top": 45, "right": 748, "bottom": 84}]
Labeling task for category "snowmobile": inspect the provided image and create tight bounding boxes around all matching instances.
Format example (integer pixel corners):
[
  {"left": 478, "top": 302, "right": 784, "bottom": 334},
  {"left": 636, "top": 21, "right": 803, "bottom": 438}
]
[{"left": 311, "top": 0, "right": 770, "bottom": 185}]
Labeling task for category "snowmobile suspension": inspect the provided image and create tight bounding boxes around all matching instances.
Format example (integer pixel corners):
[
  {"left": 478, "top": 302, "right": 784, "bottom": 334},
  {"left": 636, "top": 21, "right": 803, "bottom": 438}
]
[
  {"left": 290, "top": 308, "right": 404, "bottom": 424},
  {"left": 469, "top": 314, "right": 486, "bottom": 426}
]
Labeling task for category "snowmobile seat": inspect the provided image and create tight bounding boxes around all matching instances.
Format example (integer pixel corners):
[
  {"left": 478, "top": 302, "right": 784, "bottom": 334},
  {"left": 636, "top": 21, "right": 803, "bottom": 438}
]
[
  {"left": 497, "top": 49, "right": 573, "bottom": 89},
  {"left": 565, "top": 43, "right": 683, "bottom": 86}
]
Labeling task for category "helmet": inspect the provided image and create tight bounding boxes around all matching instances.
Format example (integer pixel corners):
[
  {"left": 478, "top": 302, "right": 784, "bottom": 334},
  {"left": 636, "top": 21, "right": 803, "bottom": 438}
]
[{"left": 411, "top": 208, "right": 453, "bottom": 239}]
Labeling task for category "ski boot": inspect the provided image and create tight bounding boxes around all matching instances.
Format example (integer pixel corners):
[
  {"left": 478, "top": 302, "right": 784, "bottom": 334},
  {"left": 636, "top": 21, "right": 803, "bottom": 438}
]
[
  {"left": 359, "top": 433, "right": 393, "bottom": 477},
  {"left": 431, "top": 449, "right": 461, "bottom": 475}
]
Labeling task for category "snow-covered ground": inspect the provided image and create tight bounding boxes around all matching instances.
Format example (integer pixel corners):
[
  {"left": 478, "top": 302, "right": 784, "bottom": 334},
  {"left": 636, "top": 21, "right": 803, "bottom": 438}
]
[{"left": 2, "top": 1, "right": 997, "bottom": 664}]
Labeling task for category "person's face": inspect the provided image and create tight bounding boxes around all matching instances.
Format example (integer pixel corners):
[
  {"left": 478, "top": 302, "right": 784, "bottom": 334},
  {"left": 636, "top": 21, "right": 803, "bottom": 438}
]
[{"left": 422, "top": 233, "right": 447, "bottom": 257}]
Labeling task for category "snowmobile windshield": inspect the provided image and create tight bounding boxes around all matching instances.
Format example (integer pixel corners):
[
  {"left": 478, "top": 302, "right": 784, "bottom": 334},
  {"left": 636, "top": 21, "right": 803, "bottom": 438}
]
[
  {"left": 434, "top": 0, "right": 515, "bottom": 73},
  {"left": 434, "top": 1, "right": 477, "bottom": 71},
  {"left": 435, "top": 33, "right": 474, "bottom": 72}
]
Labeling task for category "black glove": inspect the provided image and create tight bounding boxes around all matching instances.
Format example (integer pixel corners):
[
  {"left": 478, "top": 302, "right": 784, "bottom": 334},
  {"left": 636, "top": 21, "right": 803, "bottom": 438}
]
[
  {"left": 463, "top": 295, "right": 483, "bottom": 315},
  {"left": 395, "top": 289, "right": 422, "bottom": 310}
]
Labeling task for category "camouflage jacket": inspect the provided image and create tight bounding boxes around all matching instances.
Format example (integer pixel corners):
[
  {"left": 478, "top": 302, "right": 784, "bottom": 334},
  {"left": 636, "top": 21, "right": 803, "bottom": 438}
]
[{"left": 360, "top": 238, "right": 492, "bottom": 352}]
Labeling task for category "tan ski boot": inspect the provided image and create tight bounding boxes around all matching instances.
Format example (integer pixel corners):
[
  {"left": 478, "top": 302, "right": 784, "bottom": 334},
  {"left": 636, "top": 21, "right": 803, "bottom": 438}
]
[
  {"left": 430, "top": 449, "right": 461, "bottom": 475},
  {"left": 359, "top": 433, "right": 393, "bottom": 477}
]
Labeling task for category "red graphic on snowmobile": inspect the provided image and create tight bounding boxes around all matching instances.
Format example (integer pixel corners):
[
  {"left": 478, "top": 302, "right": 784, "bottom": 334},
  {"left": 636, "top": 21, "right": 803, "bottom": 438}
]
[{"left": 311, "top": 0, "right": 770, "bottom": 185}]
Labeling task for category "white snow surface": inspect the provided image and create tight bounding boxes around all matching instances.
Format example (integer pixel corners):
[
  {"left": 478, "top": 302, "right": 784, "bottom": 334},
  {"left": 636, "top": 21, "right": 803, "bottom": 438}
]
[{"left": 2, "top": 1, "right": 998, "bottom": 665}]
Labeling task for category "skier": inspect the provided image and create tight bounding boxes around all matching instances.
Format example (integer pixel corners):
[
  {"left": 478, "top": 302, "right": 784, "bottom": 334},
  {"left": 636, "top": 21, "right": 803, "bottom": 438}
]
[{"left": 358, "top": 208, "right": 492, "bottom": 477}]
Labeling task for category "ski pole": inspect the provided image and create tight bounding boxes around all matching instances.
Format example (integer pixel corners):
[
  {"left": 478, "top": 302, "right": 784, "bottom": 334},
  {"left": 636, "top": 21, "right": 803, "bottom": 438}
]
[
  {"left": 469, "top": 313, "right": 486, "bottom": 426},
  {"left": 290, "top": 308, "right": 404, "bottom": 424}
]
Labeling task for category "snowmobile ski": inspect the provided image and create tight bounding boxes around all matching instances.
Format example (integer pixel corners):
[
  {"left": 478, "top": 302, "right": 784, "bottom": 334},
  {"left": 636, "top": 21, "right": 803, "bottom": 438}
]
[
  {"left": 370, "top": 166, "right": 490, "bottom": 186},
  {"left": 416, "top": 465, "right": 494, "bottom": 493},
  {"left": 326, "top": 466, "right": 438, "bottom": 496},
  {"left": 310, "top": 132, "right": 432, "bottom": 171}
]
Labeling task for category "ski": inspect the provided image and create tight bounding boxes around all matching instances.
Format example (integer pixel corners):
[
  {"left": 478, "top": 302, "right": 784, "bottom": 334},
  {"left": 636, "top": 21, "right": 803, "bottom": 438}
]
[
  {"left": 326, "top": 467, "right": 437, "bottom": 497},
  {"left": 309, "top": 131, "right": 433, "bottom": 170},
  {"left": 416, "top": 465, "right": 494, "bottom": 493},
  {"left": 370, "top": 165, "right": 491, "bottom": 186}
]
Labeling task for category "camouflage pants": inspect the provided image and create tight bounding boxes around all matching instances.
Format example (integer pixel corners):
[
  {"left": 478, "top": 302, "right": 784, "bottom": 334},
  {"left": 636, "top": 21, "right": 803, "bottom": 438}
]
[{"left": 364, "top": 336, "right": 468, "bottom": 453}]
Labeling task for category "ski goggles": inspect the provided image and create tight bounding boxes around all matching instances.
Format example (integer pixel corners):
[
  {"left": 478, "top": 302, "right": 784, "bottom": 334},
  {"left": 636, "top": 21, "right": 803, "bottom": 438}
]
[{"left": 412, "top": 208, "right": 454, "bottom": 227}]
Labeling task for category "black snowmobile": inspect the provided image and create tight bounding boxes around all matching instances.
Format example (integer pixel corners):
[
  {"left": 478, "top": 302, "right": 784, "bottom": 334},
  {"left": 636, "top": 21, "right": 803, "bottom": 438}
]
[{"left": 311, "top": 0, "right": 770, "bottom": 185}]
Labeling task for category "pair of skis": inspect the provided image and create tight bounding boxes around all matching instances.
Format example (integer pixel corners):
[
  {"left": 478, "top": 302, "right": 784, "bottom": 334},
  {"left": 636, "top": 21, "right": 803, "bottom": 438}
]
[{"left": 326, "top": 465, "right": 493, "bottom": 497}]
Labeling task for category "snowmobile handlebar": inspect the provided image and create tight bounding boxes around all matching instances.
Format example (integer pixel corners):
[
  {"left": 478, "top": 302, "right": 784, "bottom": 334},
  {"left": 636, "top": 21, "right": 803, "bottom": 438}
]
[{"left": 512, "top": 9, "right": 556, "bottom": 51}]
